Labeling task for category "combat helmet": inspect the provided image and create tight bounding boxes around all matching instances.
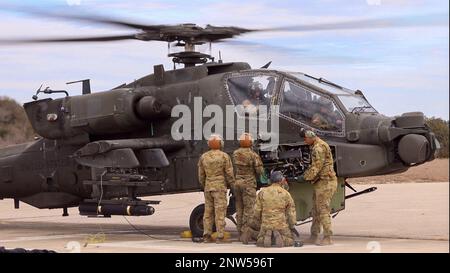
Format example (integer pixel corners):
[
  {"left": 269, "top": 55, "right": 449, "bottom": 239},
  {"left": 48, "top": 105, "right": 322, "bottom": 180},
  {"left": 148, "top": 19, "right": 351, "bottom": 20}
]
[
  {"left": 239, "top": 132, "right": 254, "bottom": 148},
  {"left": 207, "top": 134, "right": 224, "bottom": 150}
]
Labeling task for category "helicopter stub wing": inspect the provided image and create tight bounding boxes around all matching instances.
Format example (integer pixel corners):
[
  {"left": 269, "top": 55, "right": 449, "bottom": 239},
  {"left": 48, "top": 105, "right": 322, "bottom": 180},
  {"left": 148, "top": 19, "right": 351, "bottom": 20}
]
[{"left": 73, "top": 138, "right": 182, "bottom": 168}]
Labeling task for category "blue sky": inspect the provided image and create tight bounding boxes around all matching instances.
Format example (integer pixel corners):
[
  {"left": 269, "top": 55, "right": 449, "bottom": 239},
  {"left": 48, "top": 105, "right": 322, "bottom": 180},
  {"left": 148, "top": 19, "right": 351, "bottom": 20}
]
[{"left": 0, "top": 0, "right": 448, "bottom": 119}]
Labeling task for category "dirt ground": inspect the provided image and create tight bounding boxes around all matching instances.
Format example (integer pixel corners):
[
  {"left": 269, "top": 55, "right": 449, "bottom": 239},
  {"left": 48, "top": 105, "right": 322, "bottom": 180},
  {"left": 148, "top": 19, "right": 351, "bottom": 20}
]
[{"left": 348, "top": 158, "right": 449, "bottom": 184}]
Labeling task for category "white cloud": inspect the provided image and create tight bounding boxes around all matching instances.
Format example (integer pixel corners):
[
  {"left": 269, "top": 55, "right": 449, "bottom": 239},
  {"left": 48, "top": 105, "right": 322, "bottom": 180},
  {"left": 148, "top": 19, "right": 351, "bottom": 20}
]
[
  {"left": 78, "top": 0, "right": 175, "bottom": 12},
  {"left": 66, "top": 0, "right": 82, "bottom": 6}
]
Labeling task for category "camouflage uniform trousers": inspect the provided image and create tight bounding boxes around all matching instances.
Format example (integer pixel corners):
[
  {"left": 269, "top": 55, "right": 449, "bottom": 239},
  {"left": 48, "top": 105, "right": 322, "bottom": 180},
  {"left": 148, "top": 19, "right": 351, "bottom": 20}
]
[
  {"left": 256, "top": 227, "right": 294, "bottom": 247},
  {"left": 203, "top": 190, "right": 228, "bottom": 238},
  {"left": 234, "top": 179, "right": 257, "bottom": 234},
  {"left": 239, "top": 216, "right": 260, "bottom": 243},
  {"left": 246, "top": 215, "right": 294, "bottom": 247},
  {"left": 311, "top": 177, "right": 338, "bottom": 236}
]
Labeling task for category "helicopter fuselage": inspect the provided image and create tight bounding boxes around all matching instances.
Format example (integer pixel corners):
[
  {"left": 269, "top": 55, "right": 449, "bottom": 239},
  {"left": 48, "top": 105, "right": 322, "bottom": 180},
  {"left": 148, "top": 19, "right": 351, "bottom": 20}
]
[{"left": 0, "top": 62, "right": 439, "bottom": 219}]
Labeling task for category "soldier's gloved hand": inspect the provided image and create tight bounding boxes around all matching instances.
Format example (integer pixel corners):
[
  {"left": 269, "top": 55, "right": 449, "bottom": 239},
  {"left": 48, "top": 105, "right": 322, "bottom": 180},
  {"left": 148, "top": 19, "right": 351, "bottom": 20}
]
[
  {"left": 259, "top": 172, "right": 269, "bottom": 185},
  {"left": 297, "top": 175, "right": 307, "bottom": 183}
]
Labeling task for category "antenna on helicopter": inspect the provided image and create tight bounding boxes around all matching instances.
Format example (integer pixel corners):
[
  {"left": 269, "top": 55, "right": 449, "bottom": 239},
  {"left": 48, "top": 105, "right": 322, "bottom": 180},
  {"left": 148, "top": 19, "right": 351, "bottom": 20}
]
[
  {"left": 32, "top": 84, "right": 69, "bottom": 100},
  {"left": 66, "top": 79, "right": 91, "bottom": 95},
  {"left": 261, "top": 61, "right": 272, "bottom": 69}
]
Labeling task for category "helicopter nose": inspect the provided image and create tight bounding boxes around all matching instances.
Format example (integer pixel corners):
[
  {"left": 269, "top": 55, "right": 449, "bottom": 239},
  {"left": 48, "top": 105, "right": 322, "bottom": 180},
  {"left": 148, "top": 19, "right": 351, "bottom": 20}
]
[
  {"left": 397, "top": 134, "right": 430, "bottom": 164},
  {"left": 392, "top": 112, "right": 436, "bottom": 164}
]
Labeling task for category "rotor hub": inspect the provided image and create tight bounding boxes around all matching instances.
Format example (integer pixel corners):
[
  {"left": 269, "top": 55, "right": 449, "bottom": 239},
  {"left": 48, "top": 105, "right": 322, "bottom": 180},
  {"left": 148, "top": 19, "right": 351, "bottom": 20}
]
[{"left": 168, "top": 51, "right": 213, "bottom": 67}]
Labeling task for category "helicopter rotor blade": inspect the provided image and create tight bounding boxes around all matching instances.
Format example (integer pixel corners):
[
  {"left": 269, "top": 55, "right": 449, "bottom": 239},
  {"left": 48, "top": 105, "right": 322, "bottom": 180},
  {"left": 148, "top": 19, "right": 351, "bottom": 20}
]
[
  {"left": 255, "top": 14, "right": 448, "bottom": 33},
  {"left": 218, "top": 39, "right": 307, "bottom": 54},
  {"left": 0, "top": 34, "right": 139, "bottom": 45},
  {"left": 0, "top": 5, "right": 161, "bottom": 31},
  {"left": 0, "top": 4, "right": 446, "bottom": 50},
  {"left": 216, "top": 38, "right": 373, "bottom": 65}
]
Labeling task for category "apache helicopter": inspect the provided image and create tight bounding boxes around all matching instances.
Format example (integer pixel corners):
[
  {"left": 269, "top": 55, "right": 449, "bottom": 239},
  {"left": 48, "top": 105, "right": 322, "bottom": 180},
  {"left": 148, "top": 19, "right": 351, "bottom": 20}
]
[{"left": 0, "top": 9, "right": 441, "bottom": 237}]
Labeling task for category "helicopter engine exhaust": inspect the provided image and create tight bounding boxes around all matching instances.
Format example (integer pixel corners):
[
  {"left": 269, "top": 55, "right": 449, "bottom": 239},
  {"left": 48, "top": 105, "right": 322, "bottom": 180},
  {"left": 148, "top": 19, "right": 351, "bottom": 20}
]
[
  {"left": 23, "top": 89, "right": 171, "bottom": 139},
  {"left": 136, "top": 95, "right": 171, "bottom": 120}
]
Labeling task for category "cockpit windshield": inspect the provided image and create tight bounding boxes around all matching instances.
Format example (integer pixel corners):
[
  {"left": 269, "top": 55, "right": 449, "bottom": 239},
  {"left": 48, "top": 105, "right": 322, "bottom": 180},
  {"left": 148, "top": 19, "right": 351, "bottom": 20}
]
[
  {"left": 280, "top": 80, "right": 344, "bottom": 132},
  {"left": 338, "top": 95, "right": 377, "bottom": 113},
  {"left": 288, "top": 72, "right": 352, "bottom": 95},
  {"left": 287, "top": 72, "right": 377, "bottom": 113}
]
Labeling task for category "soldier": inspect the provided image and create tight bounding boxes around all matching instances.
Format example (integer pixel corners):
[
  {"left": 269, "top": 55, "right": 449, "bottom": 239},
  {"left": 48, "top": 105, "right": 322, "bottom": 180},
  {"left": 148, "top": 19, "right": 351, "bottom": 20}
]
[
  {"left": 232, "top": 132, "right": 264, "bottom": 241},
  {"left": 298, "top": 130, "right": 338, "bottom": 246},
  {"left": 251, "top": 171, "right": 297, "bottom": 248},
  {"left": 311, "top": 97, "right": 342, "bottom": 131},
  {"left": 198, "top": 134, "right": 235, "bottom": 244},
  {"left": 242, "top": 81, "right": 267, "bottom": 115},
  {"left": 240, "top": 219, "right": 260, "bottom": 245}
]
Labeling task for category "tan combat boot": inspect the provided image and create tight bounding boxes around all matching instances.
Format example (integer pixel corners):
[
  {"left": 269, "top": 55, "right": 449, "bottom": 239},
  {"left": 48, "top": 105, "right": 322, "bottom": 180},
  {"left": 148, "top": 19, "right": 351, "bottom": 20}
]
[
  {"left": 317, "top": 235, "right": 333, "bottom": 246},
  {"left": 304, "top": 235, "right": 320, "bottom": 245},
  {"left": 203, "top": 234, "right": 214, "bottom": 243},
  {"left": 273, "top": 230, "right": 284, "bottom": 248},
  {"left": 240, "top": 230, "right": 251, "bottom": 245},
  {"left": 263, "top": 230, "right": 272, "bottom": 248},
  {"left": 216, "top": 237, "right": 230, "bottom": 244}
]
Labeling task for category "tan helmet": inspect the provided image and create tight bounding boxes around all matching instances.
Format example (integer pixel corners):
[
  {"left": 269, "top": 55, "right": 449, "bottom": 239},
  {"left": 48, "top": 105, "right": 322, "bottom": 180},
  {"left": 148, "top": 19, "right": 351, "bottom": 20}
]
[
  {"left": 239, "top": 132, "right": 254, "bottom": 148},
  {"left": 249, "top": 82, "right": 263, "bottom": 98},
  {"left": 207, "top": 134, "right": 224, "bottom": 150},
  {"left": 249, "top": 81, "right": 263, "bottom": 92},
  {"left": 304, "top": 130, "right": 317, "bottom": 138}
]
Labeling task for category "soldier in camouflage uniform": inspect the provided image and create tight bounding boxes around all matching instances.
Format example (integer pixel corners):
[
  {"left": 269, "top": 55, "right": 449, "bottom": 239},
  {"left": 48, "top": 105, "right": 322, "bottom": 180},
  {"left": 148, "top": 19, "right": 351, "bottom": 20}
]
[
  {"left": 198, "top": 134, "right": 235, "bottom": 244},
  {"left": 240, "top": 219, "right": 260, "bottom": 245},
  {"left": 251, "top": 171, "right": 297, "bottom": 248},
  {"left": 232, "top": 133, "right": 264, "bottom": 240},
  {"left": 298, "top": 130, "right": 338, "bottom": 246},
  {"left": 311, "top": 97, "right": 343, "bottom": 131}
]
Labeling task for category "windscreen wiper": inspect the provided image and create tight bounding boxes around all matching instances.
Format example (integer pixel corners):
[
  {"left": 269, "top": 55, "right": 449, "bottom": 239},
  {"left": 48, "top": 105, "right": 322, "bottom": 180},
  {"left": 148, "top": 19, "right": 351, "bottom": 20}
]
[
  {"left": 351, "top": 106, "right": 372, "bottom": 114},
  {"left": 318, "top": 78, "right": 343, "bottom": 89},
  {"left": 304, "top": 74, "right": 343, "bottom": 89}
]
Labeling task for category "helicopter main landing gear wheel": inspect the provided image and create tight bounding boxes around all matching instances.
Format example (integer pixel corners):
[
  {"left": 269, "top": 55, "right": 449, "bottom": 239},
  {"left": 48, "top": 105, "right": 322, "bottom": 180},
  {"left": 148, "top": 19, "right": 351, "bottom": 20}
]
[
  {"left": 189, "top": 203, "right": 217, "bottom": 237},
  {"left": 189, "top": 196, "right": 237, "bottom": 238}
]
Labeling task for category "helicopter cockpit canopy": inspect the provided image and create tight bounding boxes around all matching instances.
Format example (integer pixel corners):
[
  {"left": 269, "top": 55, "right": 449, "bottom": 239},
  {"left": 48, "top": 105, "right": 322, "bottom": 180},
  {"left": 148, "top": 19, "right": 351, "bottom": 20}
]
[
  {"left": 287, "top": 72, "right": 377, "bottom": 114},
  {"left": 226, "top": 74, "right": 278, "bottom": 118},
  {"left": 225, "top": 70, "right": 378, "bottom": 136},
  {"left": 280, "top": 79, "right": 344, "bottom": 133},
  {"left": 338, "top": 95, "right": 377, "bottom": 113}
]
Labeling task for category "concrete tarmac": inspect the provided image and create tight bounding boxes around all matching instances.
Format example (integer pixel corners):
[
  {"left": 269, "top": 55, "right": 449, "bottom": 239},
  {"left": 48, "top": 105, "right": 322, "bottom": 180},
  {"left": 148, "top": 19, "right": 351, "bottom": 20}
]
[{"left": 0, "top": 182, "right": 448, "bottom": 253}]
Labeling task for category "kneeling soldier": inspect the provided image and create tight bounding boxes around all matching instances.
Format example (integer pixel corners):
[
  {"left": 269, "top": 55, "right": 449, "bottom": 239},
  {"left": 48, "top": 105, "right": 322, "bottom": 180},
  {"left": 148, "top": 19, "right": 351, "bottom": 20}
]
[{"left": 253, "top": 171, "right": 297, "bottom": 247}]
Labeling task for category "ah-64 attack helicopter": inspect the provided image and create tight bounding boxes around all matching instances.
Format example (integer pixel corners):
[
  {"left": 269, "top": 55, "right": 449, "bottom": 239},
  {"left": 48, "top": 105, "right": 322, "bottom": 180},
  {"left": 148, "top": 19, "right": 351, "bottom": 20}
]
[{"left": 0, "top": 9, "right": 442, "bottom": 237}]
